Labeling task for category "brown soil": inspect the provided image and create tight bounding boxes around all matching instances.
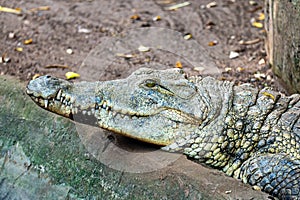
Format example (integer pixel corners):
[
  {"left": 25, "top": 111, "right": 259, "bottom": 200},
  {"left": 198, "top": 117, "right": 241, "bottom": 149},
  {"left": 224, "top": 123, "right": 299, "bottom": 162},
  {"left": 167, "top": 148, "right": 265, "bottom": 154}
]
[{"left": 1, "top": 0, "right": 287, "bottom": 93}]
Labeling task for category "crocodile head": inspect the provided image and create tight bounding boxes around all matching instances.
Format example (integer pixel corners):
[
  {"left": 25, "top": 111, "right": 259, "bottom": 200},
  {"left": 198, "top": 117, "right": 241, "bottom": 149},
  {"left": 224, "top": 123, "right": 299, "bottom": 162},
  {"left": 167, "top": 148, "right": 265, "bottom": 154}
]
[{"left": 27, "top": 68, "right": 209, "bottom": 146}]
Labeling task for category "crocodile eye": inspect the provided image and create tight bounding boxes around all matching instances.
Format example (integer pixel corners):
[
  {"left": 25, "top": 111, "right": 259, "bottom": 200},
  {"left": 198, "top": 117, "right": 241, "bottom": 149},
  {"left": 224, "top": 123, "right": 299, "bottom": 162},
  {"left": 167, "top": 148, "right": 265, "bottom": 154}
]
[{"left": 144, "top": 79, "right": 157, "bottom": 88}]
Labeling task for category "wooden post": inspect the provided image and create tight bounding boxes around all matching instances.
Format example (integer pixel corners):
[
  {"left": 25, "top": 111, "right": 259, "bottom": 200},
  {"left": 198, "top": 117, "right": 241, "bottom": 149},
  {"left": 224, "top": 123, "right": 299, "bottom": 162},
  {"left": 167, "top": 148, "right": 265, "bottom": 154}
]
[{"left": 265, "top": 0, "right": 300, "bottom": 93}]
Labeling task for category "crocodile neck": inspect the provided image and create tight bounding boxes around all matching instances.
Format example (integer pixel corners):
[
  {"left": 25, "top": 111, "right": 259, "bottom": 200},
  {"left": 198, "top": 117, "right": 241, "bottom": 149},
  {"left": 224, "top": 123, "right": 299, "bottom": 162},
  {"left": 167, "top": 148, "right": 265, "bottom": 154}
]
[{"left": 162, "top": 76, "right": 235, "bottom": 159}]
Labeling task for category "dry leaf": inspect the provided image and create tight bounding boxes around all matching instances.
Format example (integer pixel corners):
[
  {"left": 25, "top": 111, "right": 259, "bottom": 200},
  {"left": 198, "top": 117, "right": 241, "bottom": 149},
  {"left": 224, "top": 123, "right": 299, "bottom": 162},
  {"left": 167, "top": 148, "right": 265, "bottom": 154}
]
[
  {"left": 0, "top": 6, "right": 22, "bottom": 15},
  {"left": 65, "top": 72, "right": 80, "bottom": 80},
  {"left": 24, "top": 39, "right": 33, "bottom": 45},
  {"left": 175, "top": 61, "right": 182, "bottom": 68},
  {"left": 224, "top": 67, "right": 232, "bottom": 72},
  {"left": 183, "top": 33, "right": 192, "bottom": 40},
  {"left": 66, "top": 48, "right": 73, "bottom": 54},
  {"left": 153, "top": 15, "right": 161, "bottom": 21},
  {"left": 254, "top": 72, "right": 266, "bottom": 79},
  {"left": 258, "top": 58, "right": 265, "bottom": 65},
  {"left": 206, "top": 2, "right": 217, "bottom": 8},
  {"left": 32, "top": 74, "right": 41, "bottom": 80},
  {"left": 257, "top": 13, "right": 265, "bottom": 21},
  {"left": 15, "top": 47, "right": 23, "bottom": 52},
  {"left": 249, "top": 1, "right": 257, "bottom": 6},
  {"left": 239, "top": 38, "right": 261, "bottom": 45},
  {"left": 166, "top": 2, "right": 190, "bottom": 10},
  {"left": 78, "top": 27, "right": 91, "bottom": 33},
  {"left": 138, "top": 45, "right": 150, "bottom": 52},
  {"left": 8, "top": 32, "right": 15, "bottom": 38},
  {"left": 130, "top": 14, "right": 141, "bottom": 20},
  {"left": 251, "top": 21, "right": 263, "bottom": 28},
  {"left": 193, "top": 67, "right": 205, "bottom": 72},
  {"left": 1, "top": 53, "right": 11, "bottom": 63},
  {"left": 29, "top": 6, "right": 50, "bottom": 12},
  {"left": 229, "top": 51, "right": 239, "bottom": 59},
  {"left": 237, "top": 67, "right": 245, "bottom": 72},
  {"left": 116, "top": 53, "right": 134, "bottom": 58},
  {"left": 208, "top": 40, "right": 218, "bottom": 46}
]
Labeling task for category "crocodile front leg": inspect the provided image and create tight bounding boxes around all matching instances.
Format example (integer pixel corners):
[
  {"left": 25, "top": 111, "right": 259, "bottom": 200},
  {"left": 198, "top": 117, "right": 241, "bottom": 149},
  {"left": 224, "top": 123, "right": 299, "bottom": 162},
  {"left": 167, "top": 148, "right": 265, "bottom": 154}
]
[{"left": 239, "top": 154, "right": 300, "bottom": 199}]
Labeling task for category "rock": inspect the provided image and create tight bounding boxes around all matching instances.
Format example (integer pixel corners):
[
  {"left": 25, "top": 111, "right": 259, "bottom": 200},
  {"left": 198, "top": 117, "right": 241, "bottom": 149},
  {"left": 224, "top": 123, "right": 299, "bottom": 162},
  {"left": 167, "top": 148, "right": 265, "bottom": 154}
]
[{"left": 0, "top": 75, "right": 270, "bottom": 199}]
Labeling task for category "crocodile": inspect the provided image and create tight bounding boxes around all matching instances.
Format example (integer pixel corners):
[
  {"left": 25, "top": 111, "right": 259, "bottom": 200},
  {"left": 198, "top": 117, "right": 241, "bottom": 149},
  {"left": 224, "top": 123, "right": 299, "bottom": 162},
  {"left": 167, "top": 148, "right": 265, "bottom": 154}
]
[{"left": 26, "top": 67, "right": 300, "bottom": 199}]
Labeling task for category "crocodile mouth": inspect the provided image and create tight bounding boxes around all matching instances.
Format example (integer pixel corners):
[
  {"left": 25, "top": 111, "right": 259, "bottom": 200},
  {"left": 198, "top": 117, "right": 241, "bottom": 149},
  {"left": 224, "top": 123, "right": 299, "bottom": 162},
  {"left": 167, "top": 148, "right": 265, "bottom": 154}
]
[
  {"left": 91, "top": 99, "right": 201, "bottom": 146},
  {"left": 27, "top": 87, "right": 201, "bottom": 146},
  {"left": 26, "top": 88, "right": 76, "bottom": 118}
]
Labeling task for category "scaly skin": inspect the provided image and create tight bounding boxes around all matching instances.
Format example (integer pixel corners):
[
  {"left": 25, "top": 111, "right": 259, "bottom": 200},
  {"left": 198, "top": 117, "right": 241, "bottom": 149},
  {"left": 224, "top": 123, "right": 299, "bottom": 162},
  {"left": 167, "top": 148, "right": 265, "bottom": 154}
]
[{"left": 27, "top": 68, "right": 300, "bottom": 199}]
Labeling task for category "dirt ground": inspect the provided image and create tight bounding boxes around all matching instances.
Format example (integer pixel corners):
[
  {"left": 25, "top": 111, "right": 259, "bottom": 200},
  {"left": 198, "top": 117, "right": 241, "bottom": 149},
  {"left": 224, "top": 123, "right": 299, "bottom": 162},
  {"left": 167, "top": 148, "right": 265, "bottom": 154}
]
[
  {"left": 0, "top": 0, "right": 284, "bottom": 199},
  {"left": 1, "top": 0, "right": 287, "bottom": 93}
]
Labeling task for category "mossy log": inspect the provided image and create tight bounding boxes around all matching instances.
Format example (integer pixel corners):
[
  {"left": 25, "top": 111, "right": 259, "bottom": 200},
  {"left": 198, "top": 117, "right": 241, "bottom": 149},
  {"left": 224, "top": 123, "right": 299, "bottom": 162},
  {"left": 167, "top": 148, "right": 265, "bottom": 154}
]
[
  {"left": 0, "top": 75, "right": 269, "bottom": 199},
  {"left": 265, "top": 0, "right": 300, "bottom": 93}
]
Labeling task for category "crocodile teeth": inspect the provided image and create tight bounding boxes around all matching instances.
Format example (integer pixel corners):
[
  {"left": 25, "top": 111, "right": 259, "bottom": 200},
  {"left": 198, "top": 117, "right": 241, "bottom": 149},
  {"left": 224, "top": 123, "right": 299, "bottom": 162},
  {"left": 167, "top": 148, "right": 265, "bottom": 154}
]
[
  {"left": 70, "top": 96, "right": 75, "bottom": 104},
  {"left": 72, "top": 107, "right": 78, "bottom": 114},
  {"left": 102, "top": 101, "right": 107, "bottom": 109},
  {"left": 26, "top": 89, "right": 33, "bottom": 95},
  {"left": 56, "top": 89, "right": 62, "bottom": 100},
  {"left": 44, "top": 99, "right": 48, "bottom": 108},
  {"left": 65, "top": 94, "right": 71, "bottom": 101}
]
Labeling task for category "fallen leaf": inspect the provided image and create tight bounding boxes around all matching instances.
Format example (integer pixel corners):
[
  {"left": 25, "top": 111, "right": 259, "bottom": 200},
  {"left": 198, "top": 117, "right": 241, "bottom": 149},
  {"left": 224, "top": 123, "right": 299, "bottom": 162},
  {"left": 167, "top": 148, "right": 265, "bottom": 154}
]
[
  {"left": 66, "top": 48, "right": 73, "bottom": 54},
  {"left": 175, "top": 61, "right": 182, "bottom": 68},
  {"left": 153, "top": 15, "right": 161, "bottom": 21},
  {"left": 251, "top": 21, "right": 263, "bottom": 28},
  {"left": 208, "top": 40, "right": 218, "bottom": 46},
  {"left": 1, "top": 53, "right": 11, "bottom": 63},
  {"left": 257, "top": 13, "right": 265, "bottom": 21},
  {"left": 239, "top": 38, "right": 261, "bottom": 45},
  {"left": 249, "top": 1, "right": 258, "bottom": 6},
  {"left": 15, "top": 47, "right": 23, "bottom": 52},
  {"left": 130, "top": 14, "right": 141, "bottom": 20},
  {"left": 0, "top": 6, "right": 22, "bottom": 15},
  {"left": 206, "top": 1, "right": 217, "bottom": 8},
  {"left": 237, "top": 67, "right": 245, "bottom": 72},
  {"left": 138, "top": 45, "right": 150, "bottom": 52},
  {"left": 78, "top": 27, "right": 91, "bottom": 33},
  {"left": 254, "top": 72, "right": 266, "bottom": 79},
  {"left": 29, "top": 6, "right": 50, "bottom": 12},
  {"left": 224, "top": 67, "right": 232, "bottom": 72},
  {"left": 65, "top": 72, "right": 80, "bottom": 80},
  {"left": 166, "top": 2, "right": 190, "bottom": 10},
  {"left": 183, "top": 33, "right": 192, "bottom": 40},
  {"left": 24, "top": 38, "right": 33, "bottom": 45},
  {"left": 32, "top": 74, "right": 41, "bottom": 80},
  {"left": 116, "top": 53, "right": 134, "bottom": 58},
  {"left": 193, "top": 67, "right": 205, "bottom": 72},
  {"left": 229, "top": 51, "right": 239, "bottom": 59},
  {"left": 258, "top": 58, "right": 265, "bottom": 65},
  {"left": 8, "top": 32, "right": 15, "bottom": 39}
]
